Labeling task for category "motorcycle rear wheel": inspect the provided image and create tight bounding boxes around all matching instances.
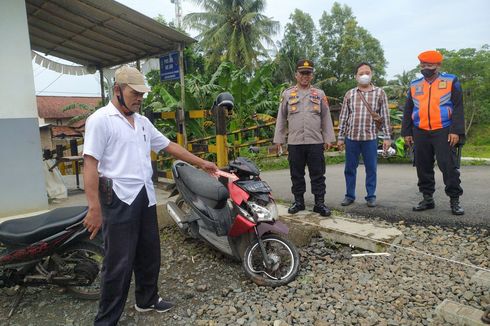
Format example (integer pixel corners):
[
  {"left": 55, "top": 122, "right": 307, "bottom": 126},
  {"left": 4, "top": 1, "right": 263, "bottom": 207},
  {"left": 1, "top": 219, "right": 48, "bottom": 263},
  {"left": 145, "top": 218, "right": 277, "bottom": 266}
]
[
  {"left": 242, "top": 234, "right": 299, "bottom": 287},
  {"left": 61, "top": 240, "right": 104, "bottom": 300}
]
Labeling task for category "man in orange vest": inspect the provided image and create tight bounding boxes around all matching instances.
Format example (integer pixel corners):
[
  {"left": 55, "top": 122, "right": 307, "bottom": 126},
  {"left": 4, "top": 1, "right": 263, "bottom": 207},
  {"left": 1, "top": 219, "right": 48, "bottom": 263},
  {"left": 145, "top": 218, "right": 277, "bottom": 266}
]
[{"left": 402, "top": 50, "right": 464, "bottom": 215}]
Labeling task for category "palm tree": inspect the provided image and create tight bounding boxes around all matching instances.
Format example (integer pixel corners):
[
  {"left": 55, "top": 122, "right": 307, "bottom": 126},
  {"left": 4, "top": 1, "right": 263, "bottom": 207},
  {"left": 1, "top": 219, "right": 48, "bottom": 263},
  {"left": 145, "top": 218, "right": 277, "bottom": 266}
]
[{"left": 183, "top": 0, "right": 279, "bottom": 71}]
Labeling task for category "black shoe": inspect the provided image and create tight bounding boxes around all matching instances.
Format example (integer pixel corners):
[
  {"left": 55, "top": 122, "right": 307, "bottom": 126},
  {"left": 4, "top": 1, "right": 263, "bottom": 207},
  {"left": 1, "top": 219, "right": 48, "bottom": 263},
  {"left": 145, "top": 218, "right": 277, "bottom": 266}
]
[
  {"left": 313, "top": 203, "right": 331, "bottom": 217},
  {"left": 413, "top": 195, "right": 435, "bottom": 211},
  {"left": 366, "top": 198, "right": 377, "bottom": 207},
  {"left": 341, "top": 197, "right": 354, "bottom": 206},
  {"left": 450, "top": 197, "right": 465, "bottom": 215},
  {"left": 288, "top": 202, "right": 305, "bottom": 214},
  {"left": 135, "top": 298, "right": 174, "bottom": 313}
]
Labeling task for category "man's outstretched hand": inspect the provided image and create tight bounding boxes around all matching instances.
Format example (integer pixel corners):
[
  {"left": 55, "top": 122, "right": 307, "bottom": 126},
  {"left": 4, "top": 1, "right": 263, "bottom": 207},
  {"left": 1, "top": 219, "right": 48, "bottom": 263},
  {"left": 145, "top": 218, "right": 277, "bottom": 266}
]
[{"left": 200, "top": 160, "right": 219, "bottom": 175}]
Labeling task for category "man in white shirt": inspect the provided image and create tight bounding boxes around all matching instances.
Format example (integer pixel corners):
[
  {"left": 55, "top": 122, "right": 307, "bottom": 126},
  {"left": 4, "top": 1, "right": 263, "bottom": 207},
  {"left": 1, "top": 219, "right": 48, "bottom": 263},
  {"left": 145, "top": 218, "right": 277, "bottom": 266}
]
[{"left": 83, "top": 66, "right": 218, "bottom": 325}]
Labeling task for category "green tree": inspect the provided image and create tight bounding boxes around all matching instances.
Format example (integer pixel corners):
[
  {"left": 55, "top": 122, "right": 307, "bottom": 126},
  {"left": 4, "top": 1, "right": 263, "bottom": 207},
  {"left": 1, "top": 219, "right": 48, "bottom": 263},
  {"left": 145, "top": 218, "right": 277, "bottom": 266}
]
[
  {"left": 385, "top": 69, "right": 418, "bottom": 108},
  {"left": 437, "top": 46, "right": 490, "bottom": 134},
  {"left": 275, "top": 9, "right": 317, "bottom": 84},
  {"left": 183, "top": 0, "right": 280, "bottom": 71},
  {"left": 316, "top": 2, "right": 387, "bottom": 98}
]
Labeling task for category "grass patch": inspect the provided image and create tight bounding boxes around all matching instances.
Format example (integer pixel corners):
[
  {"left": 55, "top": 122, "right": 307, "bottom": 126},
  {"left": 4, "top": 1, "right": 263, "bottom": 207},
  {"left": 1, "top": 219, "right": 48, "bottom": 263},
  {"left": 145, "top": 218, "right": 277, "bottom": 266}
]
[
  {"left": 462, "top": 145, "right": 490, "bottom": 158},
  {"left": 466, "top": 123, "right": 490, "bottom": 146},
  {"left": 463, "top": 123, "right": 490, "bottom": 158}
]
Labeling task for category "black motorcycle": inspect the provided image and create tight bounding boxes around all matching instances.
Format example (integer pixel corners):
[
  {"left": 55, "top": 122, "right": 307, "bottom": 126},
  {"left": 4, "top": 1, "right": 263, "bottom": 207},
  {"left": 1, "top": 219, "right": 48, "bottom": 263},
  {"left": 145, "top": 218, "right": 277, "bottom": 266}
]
[
  {"left": 167, "top": 157, "right": 300, "bottom": 287},
  {"left": 0, "top": 206, "right": 104, "bottom": 316}
]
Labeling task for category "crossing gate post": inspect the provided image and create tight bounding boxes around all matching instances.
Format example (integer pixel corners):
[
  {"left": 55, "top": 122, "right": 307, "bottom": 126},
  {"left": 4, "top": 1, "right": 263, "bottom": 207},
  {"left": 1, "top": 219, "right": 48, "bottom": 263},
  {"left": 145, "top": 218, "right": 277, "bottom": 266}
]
[{"left": 215, "top": 103, "right": 228, "bottom": 168}]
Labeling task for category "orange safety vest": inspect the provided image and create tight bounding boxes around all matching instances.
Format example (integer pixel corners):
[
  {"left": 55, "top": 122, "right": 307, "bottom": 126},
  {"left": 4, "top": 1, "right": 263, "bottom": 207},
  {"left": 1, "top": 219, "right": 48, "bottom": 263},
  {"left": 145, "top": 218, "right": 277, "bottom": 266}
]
[{"left": 410, "top": 73, "right": 456, "bottom": 130}]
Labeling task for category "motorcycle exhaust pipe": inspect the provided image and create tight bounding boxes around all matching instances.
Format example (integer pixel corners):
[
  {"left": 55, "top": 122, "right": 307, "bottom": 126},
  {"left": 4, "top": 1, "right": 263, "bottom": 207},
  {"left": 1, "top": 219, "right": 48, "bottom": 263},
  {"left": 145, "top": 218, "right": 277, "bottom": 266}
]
[{"left": 166, "top": 202, "right": 186, "bottom": 229}]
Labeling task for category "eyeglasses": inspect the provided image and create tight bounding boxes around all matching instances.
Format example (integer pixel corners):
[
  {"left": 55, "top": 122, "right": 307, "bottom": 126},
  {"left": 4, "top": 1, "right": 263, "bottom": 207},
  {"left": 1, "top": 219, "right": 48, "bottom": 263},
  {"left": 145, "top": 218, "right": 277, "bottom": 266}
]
[{"left": 299, "top": 71, "right": 313, "bottom": 76}]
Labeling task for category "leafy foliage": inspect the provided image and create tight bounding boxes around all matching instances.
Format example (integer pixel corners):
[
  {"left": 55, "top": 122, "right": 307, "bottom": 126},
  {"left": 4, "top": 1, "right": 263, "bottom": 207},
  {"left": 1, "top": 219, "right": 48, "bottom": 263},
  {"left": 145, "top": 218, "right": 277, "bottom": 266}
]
[
  {"left": 275, "top": 9, "right": 318, "bottom": 84},
  {"left": 438, "top": 46, "right": 490, "bottom": 133},
  {"left": 62, "top": 102, "right": 101, "bottom": 125},
  {"left": 183, "top": 0, "right": 279, "bottom": 71},
  {"left": 316, "top": 2, "right": 387, "bottom": 99},
  {"left": 144, "top": 61, "right": 287, "bottom": 142}
]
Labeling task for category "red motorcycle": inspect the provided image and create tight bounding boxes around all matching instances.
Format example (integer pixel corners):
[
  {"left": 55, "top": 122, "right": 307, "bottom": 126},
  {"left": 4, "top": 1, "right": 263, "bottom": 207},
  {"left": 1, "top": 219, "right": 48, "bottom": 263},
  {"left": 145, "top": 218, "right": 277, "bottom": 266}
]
[
  {"left": 0, "top": 206, "right": 104, "bottom": 316},
  {"left": 167, "top": 157, "right": 299, "bottom": 287}
]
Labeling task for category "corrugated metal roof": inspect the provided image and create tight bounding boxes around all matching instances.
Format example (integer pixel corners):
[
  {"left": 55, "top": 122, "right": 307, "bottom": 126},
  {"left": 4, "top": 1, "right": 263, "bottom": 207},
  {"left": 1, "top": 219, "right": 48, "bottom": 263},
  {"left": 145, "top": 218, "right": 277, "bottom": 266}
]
[{"left": 26, "top": 0, "right": 195, "bottom": 68}]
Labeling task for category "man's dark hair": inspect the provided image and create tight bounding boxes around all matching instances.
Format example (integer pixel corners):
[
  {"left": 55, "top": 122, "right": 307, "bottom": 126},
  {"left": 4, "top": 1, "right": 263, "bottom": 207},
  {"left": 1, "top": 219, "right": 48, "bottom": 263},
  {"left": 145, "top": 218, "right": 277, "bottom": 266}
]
[{"left": 355, "top": 62, "right": 373, "bottom": 74}]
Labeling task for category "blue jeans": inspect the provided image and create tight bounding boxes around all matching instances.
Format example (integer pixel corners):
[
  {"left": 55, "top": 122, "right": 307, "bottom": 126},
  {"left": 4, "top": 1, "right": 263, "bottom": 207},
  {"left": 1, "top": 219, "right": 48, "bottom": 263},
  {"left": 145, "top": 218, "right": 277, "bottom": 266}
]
[{"left": 344, "top": 138, "right": 378, "bottom": 201}]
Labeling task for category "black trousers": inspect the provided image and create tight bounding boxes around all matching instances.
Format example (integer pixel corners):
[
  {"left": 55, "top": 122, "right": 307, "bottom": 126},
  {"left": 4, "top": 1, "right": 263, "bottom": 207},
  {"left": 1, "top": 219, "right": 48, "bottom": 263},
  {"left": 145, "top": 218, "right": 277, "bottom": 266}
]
[
  {"left": 287, "top": 144, "right": 326, "bottom": 198},
  {"left": 94, "top": 187, "right": 161, "bottom": 326},
  {"left": 413, "top": 127, "right": 463, "bottom": 198}
]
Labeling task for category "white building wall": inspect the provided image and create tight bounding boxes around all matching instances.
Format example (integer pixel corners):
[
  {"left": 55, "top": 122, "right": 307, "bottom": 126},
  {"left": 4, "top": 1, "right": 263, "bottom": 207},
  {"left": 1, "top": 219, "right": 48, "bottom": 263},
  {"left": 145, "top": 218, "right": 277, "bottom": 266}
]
[{"left": 0, "top": 1, "right": 49, "bottom": 217}]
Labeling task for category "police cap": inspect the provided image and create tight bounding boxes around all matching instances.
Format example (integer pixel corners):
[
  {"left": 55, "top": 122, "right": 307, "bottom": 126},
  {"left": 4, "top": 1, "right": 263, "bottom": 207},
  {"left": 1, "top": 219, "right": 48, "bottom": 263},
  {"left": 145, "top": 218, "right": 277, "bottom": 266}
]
[{"left": 296, "top": 59, "right": 314, "bottom": 72}]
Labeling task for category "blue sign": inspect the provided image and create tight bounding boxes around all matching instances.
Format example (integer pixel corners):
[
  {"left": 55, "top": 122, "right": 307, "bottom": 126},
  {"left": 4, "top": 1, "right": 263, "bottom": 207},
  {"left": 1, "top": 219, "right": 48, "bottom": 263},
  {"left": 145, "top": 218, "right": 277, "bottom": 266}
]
[{"left": 159, "top": 52, "right": 180, "bottom": 81}]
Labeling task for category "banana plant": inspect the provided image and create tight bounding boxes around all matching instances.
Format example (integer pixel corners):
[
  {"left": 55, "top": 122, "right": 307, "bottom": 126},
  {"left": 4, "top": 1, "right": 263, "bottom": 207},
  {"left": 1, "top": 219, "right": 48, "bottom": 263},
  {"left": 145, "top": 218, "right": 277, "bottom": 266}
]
[{"left": 62, "top": 102, "right": 99, "bottom": 126}]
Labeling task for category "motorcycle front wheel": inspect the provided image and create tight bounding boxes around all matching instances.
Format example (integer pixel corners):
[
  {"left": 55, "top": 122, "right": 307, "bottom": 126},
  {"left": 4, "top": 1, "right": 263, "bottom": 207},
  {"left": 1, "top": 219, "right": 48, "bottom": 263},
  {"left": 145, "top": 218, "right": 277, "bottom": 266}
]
[
  {"left": 61, "top": 240, "right": 104, "bottom": 300},
  {"left": 242, "top": 234, "right": 299, "bottom": 287}
]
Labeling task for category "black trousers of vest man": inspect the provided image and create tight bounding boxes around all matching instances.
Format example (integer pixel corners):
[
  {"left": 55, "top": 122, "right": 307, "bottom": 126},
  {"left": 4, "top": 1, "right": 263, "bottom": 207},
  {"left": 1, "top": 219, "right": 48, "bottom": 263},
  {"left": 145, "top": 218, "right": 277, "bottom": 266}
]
[
  {"left": 287, "top": 144, "right": 326, "bottom": 198},
  {"left": 413, "top": 126, "right": 463, "bottom": 198},
  {"left": 95, "top": 187, "right": 161, "bottom": 326}
]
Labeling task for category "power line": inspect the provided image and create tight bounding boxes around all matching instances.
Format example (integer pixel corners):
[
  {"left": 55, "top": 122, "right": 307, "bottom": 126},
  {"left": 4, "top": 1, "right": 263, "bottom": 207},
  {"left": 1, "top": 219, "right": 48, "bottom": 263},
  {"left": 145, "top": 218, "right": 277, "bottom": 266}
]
[{"left": 36, "top": 73, "right": 64, "bottom": 95}]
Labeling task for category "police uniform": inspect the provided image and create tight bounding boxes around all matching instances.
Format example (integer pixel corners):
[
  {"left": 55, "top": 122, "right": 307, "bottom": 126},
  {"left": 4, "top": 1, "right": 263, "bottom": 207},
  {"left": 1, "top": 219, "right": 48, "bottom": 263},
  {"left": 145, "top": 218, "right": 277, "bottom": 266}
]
[
  {"left": 401, "top": 50, "right": 465, "bottom": 215},
  {"left": 273, "top": 59, "right": 336, "bottom": 216}
]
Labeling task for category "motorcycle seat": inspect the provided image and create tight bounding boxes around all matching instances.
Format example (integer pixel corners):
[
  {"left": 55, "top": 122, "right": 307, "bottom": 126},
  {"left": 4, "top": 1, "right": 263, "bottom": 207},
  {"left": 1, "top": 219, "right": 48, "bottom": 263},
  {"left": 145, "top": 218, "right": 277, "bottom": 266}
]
[
  {"left": 0, "top": 206, "right": 88, "bottom": 246},
  {"left": 176, "top": 163, "right": 229, "bottom": 209}
]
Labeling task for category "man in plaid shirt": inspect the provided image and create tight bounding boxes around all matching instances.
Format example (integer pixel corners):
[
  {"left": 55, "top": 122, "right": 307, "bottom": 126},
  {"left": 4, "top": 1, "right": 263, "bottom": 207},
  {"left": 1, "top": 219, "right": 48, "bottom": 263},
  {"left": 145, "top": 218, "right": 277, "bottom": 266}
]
[{"left": 337, "top": 62, "right": 391, "bottom": 207}]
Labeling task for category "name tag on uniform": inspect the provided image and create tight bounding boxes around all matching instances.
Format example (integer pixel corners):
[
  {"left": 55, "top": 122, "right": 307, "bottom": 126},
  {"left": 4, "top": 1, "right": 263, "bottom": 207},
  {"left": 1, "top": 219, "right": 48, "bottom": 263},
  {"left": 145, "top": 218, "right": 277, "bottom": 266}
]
[
  {"left": 439, "top": 81, "right": 447, "bottom": 89},
  {"left": 415, "top": 86, "right": 424, "bottom": 95}
]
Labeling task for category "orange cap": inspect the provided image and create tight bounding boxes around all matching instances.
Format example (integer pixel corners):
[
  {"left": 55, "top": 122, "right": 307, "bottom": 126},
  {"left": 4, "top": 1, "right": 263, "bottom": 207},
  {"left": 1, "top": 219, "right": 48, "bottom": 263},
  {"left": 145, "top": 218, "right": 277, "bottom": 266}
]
[{"left": 418, "top": 50, "right": 443, "bottom": 64}]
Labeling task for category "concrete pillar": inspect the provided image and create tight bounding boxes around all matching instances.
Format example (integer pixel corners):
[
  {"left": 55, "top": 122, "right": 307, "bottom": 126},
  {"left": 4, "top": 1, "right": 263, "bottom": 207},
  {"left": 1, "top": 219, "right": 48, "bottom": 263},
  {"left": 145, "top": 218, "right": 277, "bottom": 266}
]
[{"left": 0, "top": 1, "right": 48, "bottom": 217}]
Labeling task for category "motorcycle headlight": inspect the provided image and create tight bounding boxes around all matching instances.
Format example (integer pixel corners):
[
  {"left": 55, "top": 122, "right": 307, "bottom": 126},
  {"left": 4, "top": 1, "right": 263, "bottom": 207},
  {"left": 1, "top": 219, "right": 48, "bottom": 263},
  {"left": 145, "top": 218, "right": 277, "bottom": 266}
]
[
  {"left": 236, "top": 204, "right": 255, "bottom": 222},
  {"left": 249, "top": 201, "right": 278, "bottom": 222}
]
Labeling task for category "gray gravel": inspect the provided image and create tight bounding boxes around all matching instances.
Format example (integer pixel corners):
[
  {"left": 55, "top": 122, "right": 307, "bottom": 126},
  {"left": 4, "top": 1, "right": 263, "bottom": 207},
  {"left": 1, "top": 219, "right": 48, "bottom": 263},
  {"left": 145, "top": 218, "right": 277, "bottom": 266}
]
[{"left": 1, "top": 216, "right": 488, "bottom": 326}]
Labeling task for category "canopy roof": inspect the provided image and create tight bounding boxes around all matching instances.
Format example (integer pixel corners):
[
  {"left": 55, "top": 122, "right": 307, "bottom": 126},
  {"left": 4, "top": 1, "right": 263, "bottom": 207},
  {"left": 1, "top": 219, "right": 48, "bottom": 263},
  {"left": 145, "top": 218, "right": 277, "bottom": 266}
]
[{"left": 26, "top": 0, "right": 195, "bottom": 68}]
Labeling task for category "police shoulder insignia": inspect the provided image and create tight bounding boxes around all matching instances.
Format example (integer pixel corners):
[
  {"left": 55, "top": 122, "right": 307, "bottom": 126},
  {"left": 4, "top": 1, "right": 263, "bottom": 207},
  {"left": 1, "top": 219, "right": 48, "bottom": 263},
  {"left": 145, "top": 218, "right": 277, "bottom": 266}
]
[{"left": 438, "top": 81, "right": 447, "bottom": 89}]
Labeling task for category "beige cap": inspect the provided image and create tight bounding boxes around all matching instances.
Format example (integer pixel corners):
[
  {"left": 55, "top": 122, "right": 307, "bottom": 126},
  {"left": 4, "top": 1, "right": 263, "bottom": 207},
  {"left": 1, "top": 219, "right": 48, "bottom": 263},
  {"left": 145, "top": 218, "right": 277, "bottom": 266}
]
[{"left": 115, "top": 66, "right": 151, "bottom": 93}]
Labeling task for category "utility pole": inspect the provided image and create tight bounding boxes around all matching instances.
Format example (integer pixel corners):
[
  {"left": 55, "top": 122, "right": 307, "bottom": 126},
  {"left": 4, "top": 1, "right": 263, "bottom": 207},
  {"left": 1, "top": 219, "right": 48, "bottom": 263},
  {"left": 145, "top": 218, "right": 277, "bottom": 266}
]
[{"left": 170, "top": 0, "right": 182, "bottom": 29}]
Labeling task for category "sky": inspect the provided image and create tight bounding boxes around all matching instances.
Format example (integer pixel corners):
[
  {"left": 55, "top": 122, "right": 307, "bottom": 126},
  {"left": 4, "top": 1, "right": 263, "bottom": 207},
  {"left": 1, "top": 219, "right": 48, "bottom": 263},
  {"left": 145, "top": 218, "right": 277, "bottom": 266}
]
[{"left": 33, "top": 0, "right": 490, "bottom": 97}]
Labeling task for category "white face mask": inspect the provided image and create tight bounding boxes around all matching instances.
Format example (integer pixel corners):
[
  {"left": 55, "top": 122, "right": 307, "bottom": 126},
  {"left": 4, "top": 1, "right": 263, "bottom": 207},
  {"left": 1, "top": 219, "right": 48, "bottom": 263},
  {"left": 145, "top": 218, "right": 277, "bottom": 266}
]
[{"left": 357, "top": 74, "right": 372, "bottom": 85}]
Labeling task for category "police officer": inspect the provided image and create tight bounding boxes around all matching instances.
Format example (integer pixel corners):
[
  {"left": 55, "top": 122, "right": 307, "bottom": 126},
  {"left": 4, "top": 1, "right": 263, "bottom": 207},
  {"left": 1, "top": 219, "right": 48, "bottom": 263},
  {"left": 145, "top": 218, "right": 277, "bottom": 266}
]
[
  {"left": 274, "top": 59, "right": 336, "bottom": 217},
  {"left": 402, "top": 50, "right": 465, "bottom": 215}
]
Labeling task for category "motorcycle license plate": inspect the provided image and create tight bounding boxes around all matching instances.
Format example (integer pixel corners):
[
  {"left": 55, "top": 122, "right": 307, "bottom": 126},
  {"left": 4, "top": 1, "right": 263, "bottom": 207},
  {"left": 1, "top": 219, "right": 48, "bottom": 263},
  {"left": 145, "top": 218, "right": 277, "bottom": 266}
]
[{"left": 236, "top": 180, "right": 272, "bottom": 193}]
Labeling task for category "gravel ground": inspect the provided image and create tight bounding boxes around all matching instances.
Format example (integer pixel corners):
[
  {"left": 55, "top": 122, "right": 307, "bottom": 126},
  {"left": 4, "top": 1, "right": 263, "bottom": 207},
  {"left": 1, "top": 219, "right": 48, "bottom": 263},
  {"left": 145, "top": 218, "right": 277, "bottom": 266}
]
[{"left": 1, "top": 216, "right": 488, "bottom": 326}]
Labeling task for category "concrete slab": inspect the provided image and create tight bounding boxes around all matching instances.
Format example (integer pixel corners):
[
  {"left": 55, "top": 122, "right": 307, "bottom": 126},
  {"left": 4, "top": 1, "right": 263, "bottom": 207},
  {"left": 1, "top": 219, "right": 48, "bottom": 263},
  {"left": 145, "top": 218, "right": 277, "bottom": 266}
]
[
  {"left": 278, "top": 205, "right": 403, "bottom": 252},
  {"left": 471, "top": 271, "right": 490, "bottom": 288},
  {"left": 435, "top": 299, "right": 487, "bottom": 325}
]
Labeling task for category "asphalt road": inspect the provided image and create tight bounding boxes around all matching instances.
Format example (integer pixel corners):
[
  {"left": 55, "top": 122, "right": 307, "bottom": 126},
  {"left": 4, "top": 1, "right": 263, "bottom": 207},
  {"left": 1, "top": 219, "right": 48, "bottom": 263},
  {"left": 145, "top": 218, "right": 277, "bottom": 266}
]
[{"left": 260, "top": 164, "right": 490, "bottom": 228}]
